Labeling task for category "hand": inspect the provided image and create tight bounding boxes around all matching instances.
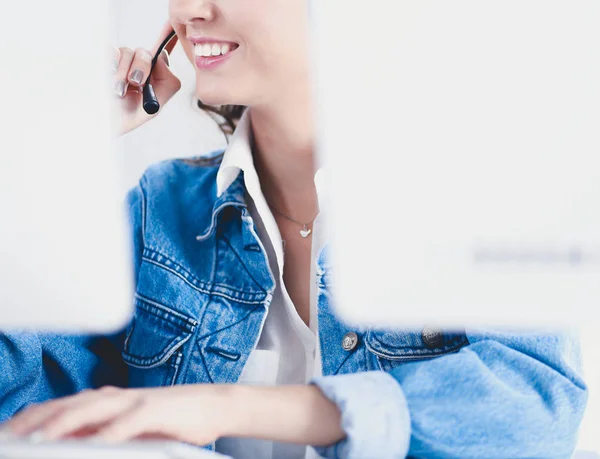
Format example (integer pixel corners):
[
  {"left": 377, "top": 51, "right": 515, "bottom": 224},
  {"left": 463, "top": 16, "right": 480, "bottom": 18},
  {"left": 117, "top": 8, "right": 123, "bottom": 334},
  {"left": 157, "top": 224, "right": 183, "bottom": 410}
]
[
  {"left": 113, "top": 21, "right": 181, "bottom": 136},
  {"left": 3, "top": 384, "right": 344, "bottom": 448},
  {"left": 3, "top": 385, "right": 230, "bottom": 445}
]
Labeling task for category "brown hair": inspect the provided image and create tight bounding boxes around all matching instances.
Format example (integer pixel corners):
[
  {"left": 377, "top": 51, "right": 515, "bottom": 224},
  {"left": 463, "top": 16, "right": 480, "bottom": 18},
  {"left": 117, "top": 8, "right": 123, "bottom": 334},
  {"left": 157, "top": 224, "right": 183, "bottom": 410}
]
[{"left": 185, "top": 100, "right": 247, "bottom": 166}]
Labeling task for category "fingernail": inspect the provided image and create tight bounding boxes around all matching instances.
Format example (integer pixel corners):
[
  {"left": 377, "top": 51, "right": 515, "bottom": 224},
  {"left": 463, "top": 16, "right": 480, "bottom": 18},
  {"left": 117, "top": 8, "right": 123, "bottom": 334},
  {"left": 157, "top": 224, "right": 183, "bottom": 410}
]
[
  {"left": 114, "top": 80, "right": 128, "bottom": 98},
  {"left": 112, "top": 60, "right": 119, "bottom": 73},
  {"left": 161, "top": 49, "right": 171, "bottom": 67},
  {"left": 130, "top": 69, "right": 144, "bottom": 85}
]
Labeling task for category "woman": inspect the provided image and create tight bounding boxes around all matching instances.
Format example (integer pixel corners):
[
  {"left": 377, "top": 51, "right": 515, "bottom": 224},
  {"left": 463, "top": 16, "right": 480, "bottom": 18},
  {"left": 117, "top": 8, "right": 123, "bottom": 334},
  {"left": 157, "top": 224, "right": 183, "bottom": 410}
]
[{"left": 0, "top": 1, "right": 588, "bottom": 458}]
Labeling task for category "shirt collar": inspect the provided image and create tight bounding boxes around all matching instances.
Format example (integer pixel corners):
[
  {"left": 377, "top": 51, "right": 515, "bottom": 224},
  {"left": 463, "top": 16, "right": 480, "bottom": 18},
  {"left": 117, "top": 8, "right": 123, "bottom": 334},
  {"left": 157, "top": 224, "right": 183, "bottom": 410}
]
[{"left": 216, "top": 109, "right": 254, "bottom": 198}]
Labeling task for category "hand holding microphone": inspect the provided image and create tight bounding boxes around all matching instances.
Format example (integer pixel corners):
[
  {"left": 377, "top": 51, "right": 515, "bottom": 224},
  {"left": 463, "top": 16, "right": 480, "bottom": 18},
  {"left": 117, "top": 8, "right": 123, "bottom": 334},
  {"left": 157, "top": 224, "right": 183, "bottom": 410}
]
[{"left": 112, "top": 22, "right": 180, "bottom": 136}]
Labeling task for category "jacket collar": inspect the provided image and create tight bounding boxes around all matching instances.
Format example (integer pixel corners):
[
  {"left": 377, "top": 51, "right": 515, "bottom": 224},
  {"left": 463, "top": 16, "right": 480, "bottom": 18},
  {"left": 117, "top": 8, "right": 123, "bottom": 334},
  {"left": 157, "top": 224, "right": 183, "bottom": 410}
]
[{"left": 195, "top": 169, "right": 248, "bottom": 242}]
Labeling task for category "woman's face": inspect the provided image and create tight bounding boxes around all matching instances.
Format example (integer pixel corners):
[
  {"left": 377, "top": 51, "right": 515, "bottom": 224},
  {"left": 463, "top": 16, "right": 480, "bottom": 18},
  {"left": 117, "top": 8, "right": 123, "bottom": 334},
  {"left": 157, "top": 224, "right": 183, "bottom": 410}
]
[{"left": 169, "top": 0, "right": 311, "bottom": 107}]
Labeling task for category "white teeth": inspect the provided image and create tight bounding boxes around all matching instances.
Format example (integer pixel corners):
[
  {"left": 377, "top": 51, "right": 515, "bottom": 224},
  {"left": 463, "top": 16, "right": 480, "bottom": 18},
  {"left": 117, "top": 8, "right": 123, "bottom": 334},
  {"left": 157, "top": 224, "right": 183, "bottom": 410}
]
[{"left": 194, "top": 42, "right": 235, "bottom": 57}]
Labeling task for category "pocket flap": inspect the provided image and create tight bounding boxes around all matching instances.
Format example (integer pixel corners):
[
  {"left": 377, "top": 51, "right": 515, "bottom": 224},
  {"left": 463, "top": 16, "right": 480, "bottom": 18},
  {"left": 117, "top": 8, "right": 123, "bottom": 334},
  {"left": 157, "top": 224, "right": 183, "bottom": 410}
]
[
  {"left": 365, "top": 329, "right": 468, "bottom": 361},
  {"left": 122, "top": 295, "right": 197, "bottom": 368}
]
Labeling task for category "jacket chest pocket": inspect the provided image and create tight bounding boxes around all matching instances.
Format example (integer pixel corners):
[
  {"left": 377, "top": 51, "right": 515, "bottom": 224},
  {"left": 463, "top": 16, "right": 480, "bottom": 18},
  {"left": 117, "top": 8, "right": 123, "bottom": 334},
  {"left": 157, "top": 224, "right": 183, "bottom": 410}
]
[
  {"left": 122, "top": 295, "right": 198, "bottom": 387},
  {"left": 365, "top": 328, "right": 469, "bottom": 372}
]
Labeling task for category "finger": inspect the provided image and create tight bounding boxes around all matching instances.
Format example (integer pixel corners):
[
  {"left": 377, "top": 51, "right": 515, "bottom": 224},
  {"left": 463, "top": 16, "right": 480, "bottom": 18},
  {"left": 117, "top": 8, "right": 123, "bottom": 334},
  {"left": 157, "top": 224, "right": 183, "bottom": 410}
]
[
  {"left": 112, "top": 48, "right": 120, "bottom": 73},
  {"left": 67, "top": 425, "right": 105, "bottom": 439},
  {"left": 41, "top": 390, "right": 138, "bottom": 441},
  {"left": 127, "top": 48, "right": 154, "bottom": 88},
  {"left": 152, "top": 49, "right": 180, "bottom": 83},
  {"left": 151, "top": 21, "right": 179, "bottom": 58},
  {"left": 158, "top": 47, "right": 171, "bottom": 68},
  {"left": 114, "top": 47, "right": 135, "bottom": 98},
  {"left": 7, "top": 390, "right": 96, "bottom": 436},
  {"left": 149, "top": 51, "right": 182, "bottom": 104},
  {"left": 93, "top": 402, "right": 149, "bottom": 443}
]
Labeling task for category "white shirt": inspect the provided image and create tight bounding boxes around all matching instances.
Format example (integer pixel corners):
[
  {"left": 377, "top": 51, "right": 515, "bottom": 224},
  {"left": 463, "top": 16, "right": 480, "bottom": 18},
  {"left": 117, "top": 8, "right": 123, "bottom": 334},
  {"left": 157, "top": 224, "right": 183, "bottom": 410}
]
[{"left": 214, "top": 110, "right": 326, "bottom": 459}]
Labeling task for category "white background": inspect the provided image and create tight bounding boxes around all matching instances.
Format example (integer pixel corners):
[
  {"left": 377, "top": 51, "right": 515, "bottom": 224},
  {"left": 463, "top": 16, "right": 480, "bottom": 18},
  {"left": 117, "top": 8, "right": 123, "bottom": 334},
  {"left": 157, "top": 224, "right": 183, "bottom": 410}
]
[{"left": 111, "top": 0, "right": 598, "bottom": 452}]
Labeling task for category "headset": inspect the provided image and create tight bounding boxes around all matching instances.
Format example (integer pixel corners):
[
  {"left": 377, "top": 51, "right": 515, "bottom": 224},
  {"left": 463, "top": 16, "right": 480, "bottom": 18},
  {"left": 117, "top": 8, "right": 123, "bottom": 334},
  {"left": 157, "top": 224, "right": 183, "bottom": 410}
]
[{"left": 142, "top": 29, "right": 178, "bottom": 115}]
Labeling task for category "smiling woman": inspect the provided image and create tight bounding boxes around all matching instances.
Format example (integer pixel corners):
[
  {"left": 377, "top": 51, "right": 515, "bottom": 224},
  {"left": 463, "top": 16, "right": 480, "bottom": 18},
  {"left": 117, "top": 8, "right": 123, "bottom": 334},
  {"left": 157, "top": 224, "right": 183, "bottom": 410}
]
[{"left": 0, "top": 0, "right": 591, "bottom": 458}]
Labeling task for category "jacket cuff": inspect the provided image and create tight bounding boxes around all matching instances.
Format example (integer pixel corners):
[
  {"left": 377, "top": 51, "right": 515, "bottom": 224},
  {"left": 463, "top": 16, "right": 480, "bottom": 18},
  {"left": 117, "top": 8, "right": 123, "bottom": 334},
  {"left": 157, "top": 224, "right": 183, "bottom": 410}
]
[{"left": 310, "top": 371, "right": 411, "bottom": 459}]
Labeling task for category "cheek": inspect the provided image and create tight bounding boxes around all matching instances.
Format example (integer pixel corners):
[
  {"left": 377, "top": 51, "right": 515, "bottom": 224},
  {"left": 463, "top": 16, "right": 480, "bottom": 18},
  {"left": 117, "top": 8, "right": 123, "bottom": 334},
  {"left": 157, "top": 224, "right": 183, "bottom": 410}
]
[
  {"left": 180, "top": 41, "right": 195, "bottom": 66},
  {"left": 172, "top": 25, "right": 194, "bottom": 64}
]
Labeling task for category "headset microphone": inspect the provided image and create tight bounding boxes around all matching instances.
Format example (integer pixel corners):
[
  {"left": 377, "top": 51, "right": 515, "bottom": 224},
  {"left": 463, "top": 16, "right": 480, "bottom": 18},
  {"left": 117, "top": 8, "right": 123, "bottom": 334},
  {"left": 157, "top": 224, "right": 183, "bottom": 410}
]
[{"left": 142, "top": 29, "right": 177, "bottom": 115}]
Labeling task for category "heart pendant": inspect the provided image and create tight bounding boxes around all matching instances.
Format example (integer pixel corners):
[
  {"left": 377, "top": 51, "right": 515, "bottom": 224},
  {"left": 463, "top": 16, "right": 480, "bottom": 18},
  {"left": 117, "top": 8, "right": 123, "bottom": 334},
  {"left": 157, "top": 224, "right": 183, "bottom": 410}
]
[{"left": 300, "top": 228, "right": 312, "bottom": 238}]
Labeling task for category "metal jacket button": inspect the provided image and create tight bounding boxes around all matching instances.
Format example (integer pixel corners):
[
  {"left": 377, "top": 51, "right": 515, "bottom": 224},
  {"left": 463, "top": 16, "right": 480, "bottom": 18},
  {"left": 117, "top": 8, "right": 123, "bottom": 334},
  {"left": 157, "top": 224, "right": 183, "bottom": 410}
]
[
  {"left": 422, "top": 328, "right": 444, "bottom": 349},
  {"left": 342, "top": 332, "right": 359, "bottom": 351}
]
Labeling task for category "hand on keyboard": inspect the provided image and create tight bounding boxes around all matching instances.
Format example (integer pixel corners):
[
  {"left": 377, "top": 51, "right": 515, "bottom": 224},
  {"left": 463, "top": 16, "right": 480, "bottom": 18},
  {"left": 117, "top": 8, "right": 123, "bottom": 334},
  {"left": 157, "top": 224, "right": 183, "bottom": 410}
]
[{"left": 1, "top": 385, "right": 230, "bottom": 447}]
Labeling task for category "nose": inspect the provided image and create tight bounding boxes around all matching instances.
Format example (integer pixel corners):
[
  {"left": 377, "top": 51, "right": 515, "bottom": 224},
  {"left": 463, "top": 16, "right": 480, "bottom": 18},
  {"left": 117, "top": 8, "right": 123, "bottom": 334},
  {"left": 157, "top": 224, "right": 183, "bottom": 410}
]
[{"left": 169, "top": 0, "right": 217, "bottom": 26}]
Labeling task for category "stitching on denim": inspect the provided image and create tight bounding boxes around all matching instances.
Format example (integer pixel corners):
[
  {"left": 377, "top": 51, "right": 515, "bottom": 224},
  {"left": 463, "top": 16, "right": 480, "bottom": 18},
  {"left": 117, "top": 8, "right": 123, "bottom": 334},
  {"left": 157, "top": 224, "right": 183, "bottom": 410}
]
[
  {"left": 370, "top": 342, "right": 463, "bottom": 357},
  {"left": 135, "top": 293, "right": 198, "bottom": 328},
  {"left": 366, "top": 338, "right": 468, "bottom": 361},
  {"left": 198, "top": 343, "right": 214, "bottom": 384},
  {"left": 167, "top": 351, "right": 182, "bottom": 386},
  {"left": 123, "top": 333, "right": 192, "bottom": 368},
  {"left": 143, "top": 252, "right": 262, "bottom": 298},
  {"left": 142, "top": 247, "right": 268, "bottom": 301},
  {"left": 142, "top": 250, "right": 212, "bottom": 292},
  {"left": 141, "top": 256, "right": 266, "bottom": 305},
  {"left": 205, "top": 281, "right": 267, "bottom": 297},
  {"left": 211, "top": 284, "right": 269, "bottom": 305},
  {"left": 139, "top": 178, "right": 147, "bottom": 248},
  {"left": 368, "top": 339, "right": 467, "bottom": 357}
]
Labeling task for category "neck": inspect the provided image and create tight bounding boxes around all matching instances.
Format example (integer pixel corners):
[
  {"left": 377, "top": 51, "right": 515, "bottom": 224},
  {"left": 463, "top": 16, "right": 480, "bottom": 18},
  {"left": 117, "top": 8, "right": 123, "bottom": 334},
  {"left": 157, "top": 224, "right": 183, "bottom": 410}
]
[{"left": 248, "top": 89, "right": 318, "bottom": 222}]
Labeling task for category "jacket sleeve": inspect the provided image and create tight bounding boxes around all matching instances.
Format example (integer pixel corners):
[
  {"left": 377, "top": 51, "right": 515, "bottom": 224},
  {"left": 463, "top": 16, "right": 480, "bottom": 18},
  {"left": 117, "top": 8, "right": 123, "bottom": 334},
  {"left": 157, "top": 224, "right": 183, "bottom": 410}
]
[
  {"left": 0, "top": 184, "right": 145, "bottom": 422},
  {"left": 311, "top": 328, "right": 588, "bottom": 459}
]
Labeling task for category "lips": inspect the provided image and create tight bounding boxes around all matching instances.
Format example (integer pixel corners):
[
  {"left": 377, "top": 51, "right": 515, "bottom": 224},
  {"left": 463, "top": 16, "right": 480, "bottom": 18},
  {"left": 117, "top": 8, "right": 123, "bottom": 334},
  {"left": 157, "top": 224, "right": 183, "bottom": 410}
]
[
  {"left": 193, "top": 46, "right": 237, "bottom": 70},
  {"left": 187, "top": 36, "right": 240, "bottom": 70}
]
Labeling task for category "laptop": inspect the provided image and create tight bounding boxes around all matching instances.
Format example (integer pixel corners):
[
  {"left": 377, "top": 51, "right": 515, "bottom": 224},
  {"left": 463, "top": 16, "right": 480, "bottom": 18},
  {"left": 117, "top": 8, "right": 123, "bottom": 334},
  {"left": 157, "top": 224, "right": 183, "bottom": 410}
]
[{"left": 309, "top": 0, "right": 600, "bottom": 328}]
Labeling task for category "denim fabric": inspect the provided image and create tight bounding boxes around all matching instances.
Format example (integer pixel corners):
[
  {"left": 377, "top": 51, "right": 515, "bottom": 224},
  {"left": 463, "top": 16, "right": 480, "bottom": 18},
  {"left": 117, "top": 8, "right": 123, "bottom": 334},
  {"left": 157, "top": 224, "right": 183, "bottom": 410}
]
[
  {"left": 0, "top": 156, "right": 589, "bottom": 459},
  {"left": 311, "top": 372, "right": 411, "bottom": 458}
]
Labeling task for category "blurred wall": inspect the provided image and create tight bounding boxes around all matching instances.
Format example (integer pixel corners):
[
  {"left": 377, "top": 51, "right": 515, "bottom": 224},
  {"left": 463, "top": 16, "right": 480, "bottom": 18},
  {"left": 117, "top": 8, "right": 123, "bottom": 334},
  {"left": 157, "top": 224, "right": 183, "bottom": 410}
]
[{"left": 111, "top": 0, "right": 598, "bottom": 452}]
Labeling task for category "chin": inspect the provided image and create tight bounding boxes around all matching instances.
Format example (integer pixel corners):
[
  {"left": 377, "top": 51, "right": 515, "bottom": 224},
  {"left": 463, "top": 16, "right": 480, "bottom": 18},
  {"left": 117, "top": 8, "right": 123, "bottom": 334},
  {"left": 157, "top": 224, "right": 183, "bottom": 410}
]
[
  {"left": 195, "top": 93, "right": 230, "bottom": 107},
  {"left": 193, "top": 82, "right": 222, "bottom": 103},
  {"left": 194, "top": 81, "right": 249, "bottom": 107}
]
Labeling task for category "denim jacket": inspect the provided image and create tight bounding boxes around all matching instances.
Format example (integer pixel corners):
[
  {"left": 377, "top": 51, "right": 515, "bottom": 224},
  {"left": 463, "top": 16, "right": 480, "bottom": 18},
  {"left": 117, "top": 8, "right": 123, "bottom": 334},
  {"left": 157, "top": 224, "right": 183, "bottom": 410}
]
[{"left": 0, "top": 156, "right": 589, "bottom": 459}]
